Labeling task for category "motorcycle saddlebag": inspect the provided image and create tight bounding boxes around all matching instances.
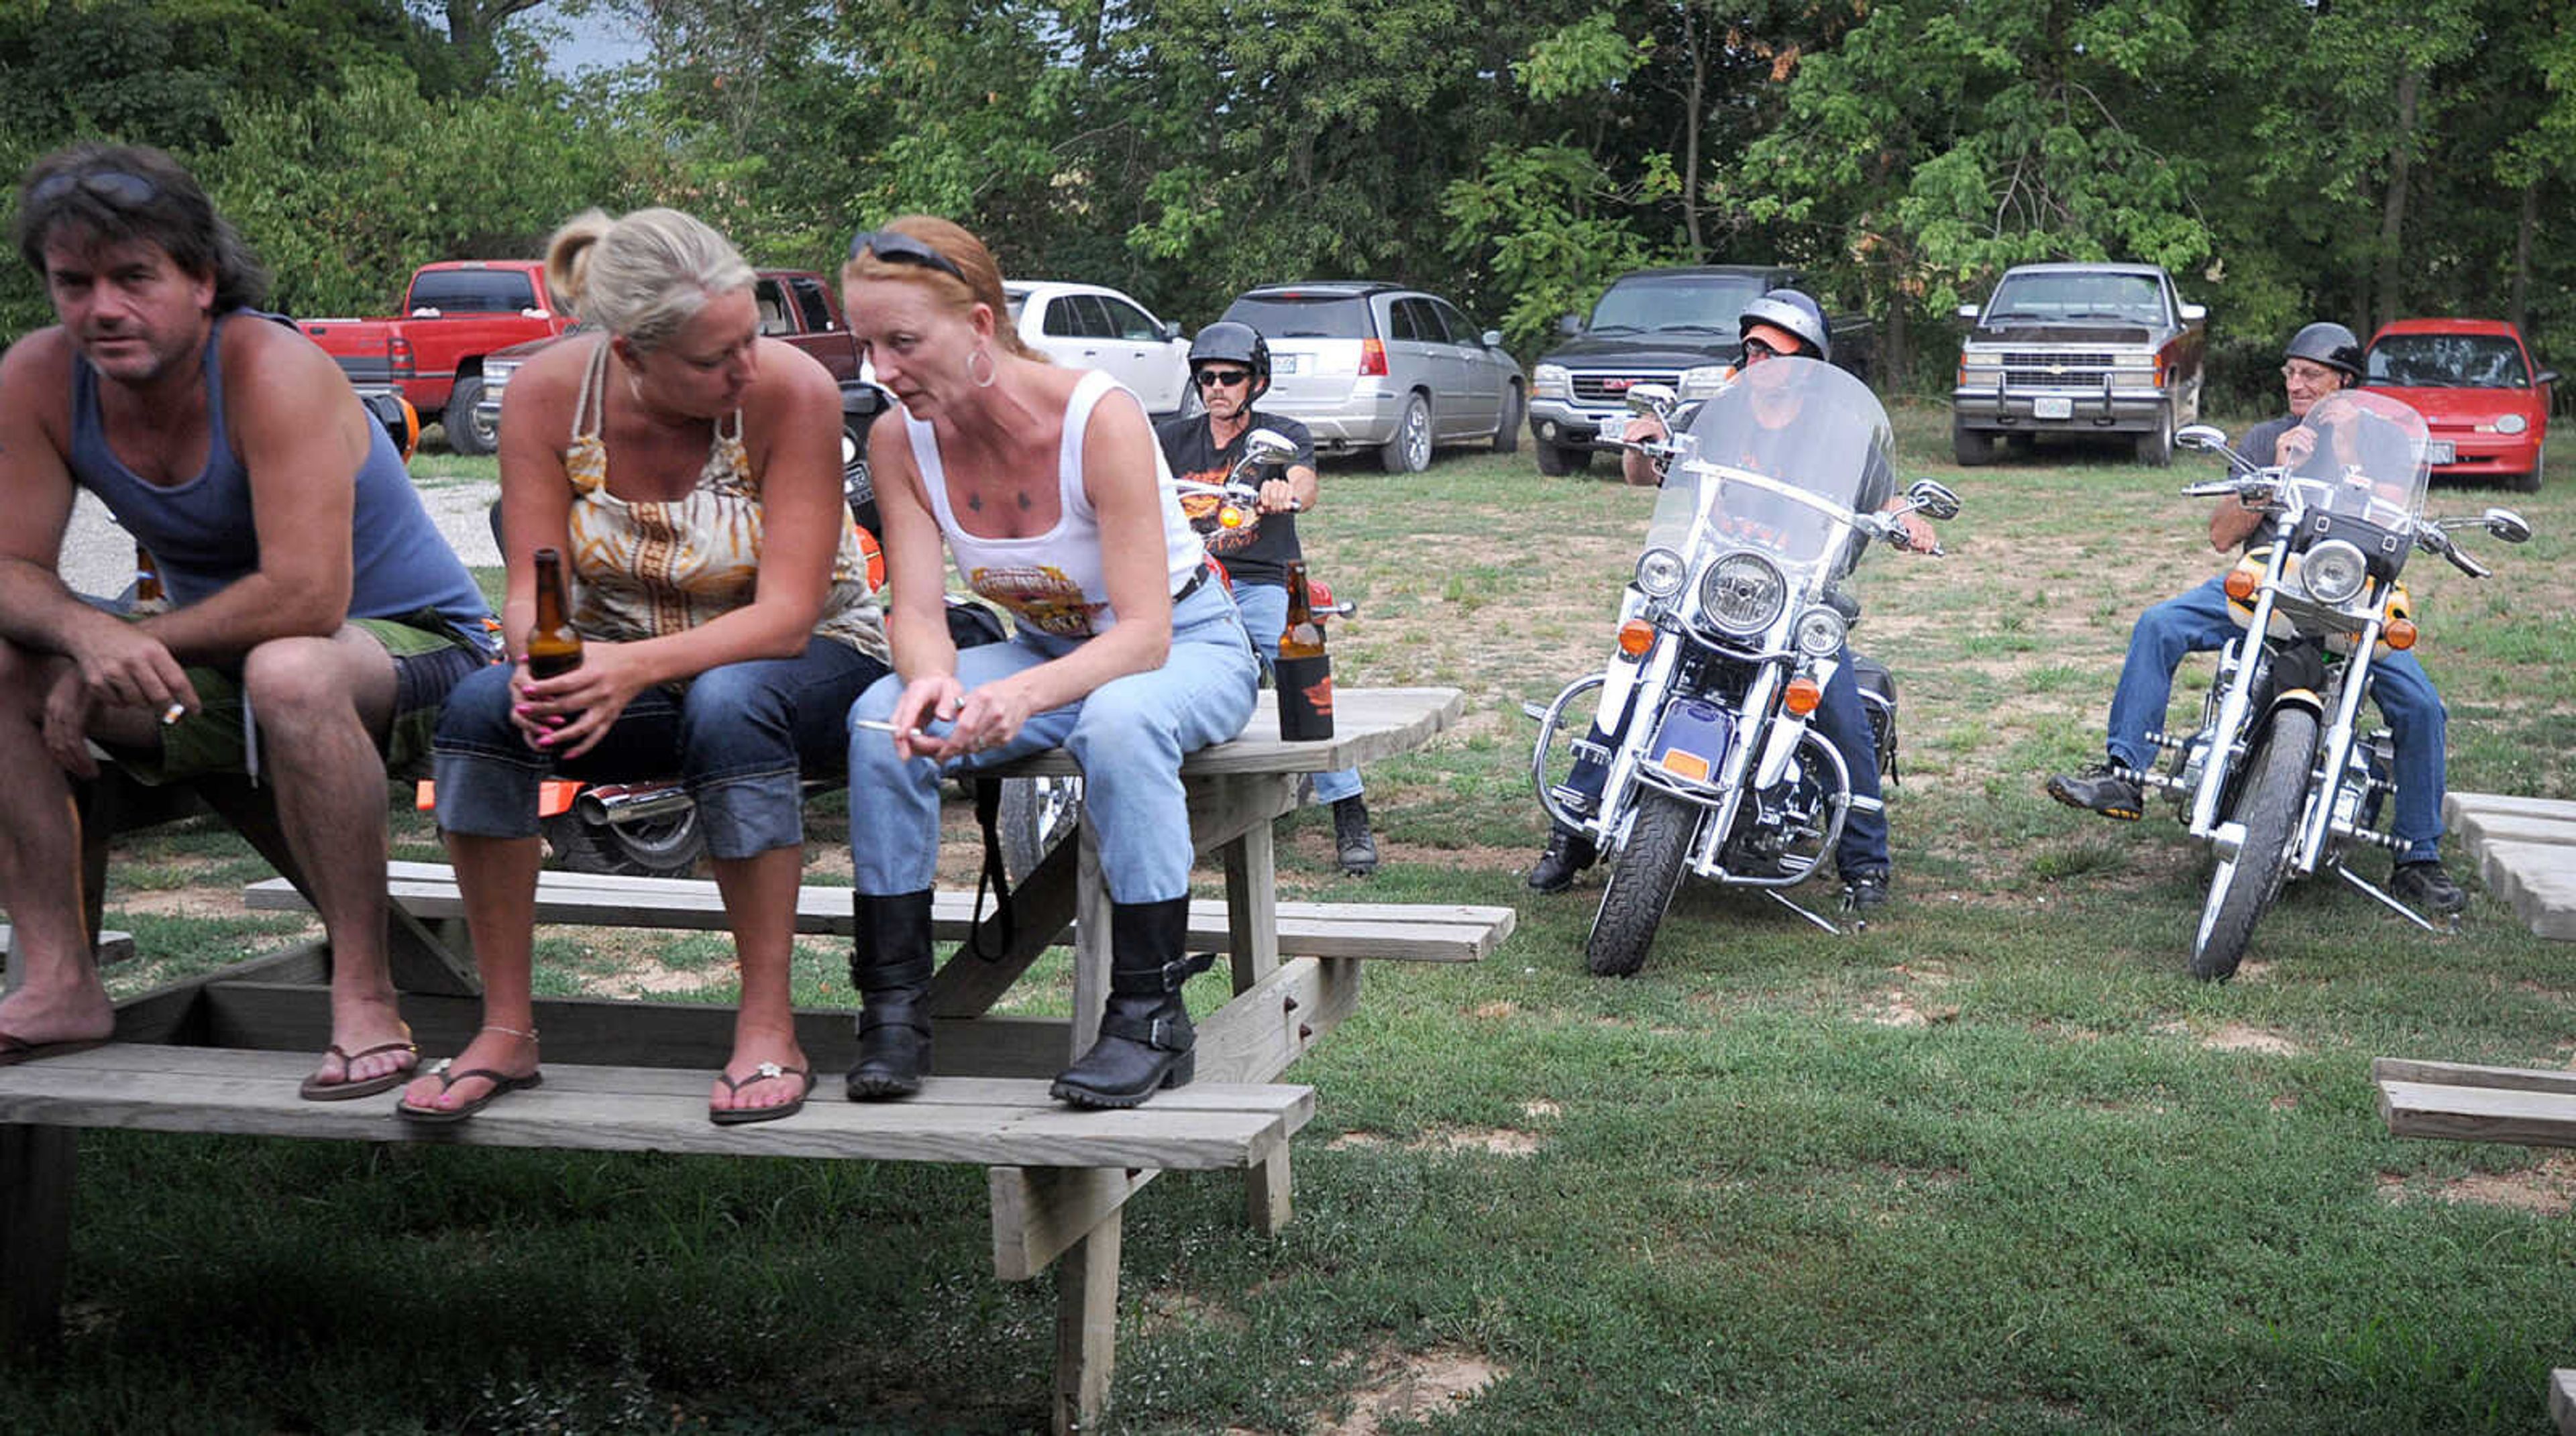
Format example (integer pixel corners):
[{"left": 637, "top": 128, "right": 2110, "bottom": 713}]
[{"left": 1849, "top": 653, "right": 1898, "bottom": 781}]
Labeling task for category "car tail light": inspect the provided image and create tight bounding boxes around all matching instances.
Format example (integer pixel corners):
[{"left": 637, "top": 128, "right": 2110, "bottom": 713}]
[
  {"left": 389, "top": 336, "right": 415, "bottom": 380},
  {"left": 1358, "top": 338, "right": 1387, "bottom": 376}
]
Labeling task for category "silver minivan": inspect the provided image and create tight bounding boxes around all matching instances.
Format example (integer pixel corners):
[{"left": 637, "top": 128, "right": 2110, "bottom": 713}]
[{"left": 1221, "top": 282, "right": 1525, "bottom": 473}]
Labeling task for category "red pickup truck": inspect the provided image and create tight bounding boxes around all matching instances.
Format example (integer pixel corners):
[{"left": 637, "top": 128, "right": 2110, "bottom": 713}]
[{"left": 300, "top": 260, "right": 575, "bottom": 456}]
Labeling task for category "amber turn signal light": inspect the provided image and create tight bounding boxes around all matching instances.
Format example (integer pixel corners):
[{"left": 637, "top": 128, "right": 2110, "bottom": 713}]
[
  {"left": 1784, "top": 676, "right": 1822, "bottom": 715},
  {"left": 2223, "top": 567, "right": 2259, "bottom": 603},
  {"left": 1617, "top": 620, "right": 1656, "bottom": 657},
  {"left": 2383, "top": 617, "right": 2418, "bottom": 651}
]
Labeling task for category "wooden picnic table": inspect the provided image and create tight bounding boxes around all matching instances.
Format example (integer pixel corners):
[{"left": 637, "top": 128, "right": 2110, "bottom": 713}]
[{"left": 1, "top": 685, "right": 1503, "bottom": 1433}]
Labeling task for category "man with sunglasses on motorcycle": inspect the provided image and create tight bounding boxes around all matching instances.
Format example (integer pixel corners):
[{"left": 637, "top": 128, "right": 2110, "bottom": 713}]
[
  {"left": 2045, "top": 321, "right": 2464, "bottom": 915},
  {"left": 0, "top": 144, "right": 496, "bottom": 1092},
  {"left": 1155, "top": 321, "right": 1379, "bottom": 876},
  {"left": 1529, "top": 289, "right": 1933, "bottom": 916}
]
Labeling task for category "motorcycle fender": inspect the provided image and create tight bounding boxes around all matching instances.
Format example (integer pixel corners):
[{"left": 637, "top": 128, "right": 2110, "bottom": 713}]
[
  {"left": 413, "top": 778, "right": 584, "bottom": 817},
  {"left": 1752, "top": 714, "right": 1810, "bottom": 792},
  {"left": 1597, "top": 645, "right": 1650, "bottom": 738},
  {"left": 1646, "top": 700, "right": 1733, "bottom": 788}
]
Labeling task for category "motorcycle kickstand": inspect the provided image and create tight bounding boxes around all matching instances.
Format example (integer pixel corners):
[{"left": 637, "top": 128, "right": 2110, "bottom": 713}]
[
  {"left": 1764, "top": 888, "right": 1843, "bottom": 936},
  {"left": 2331, "top": 863, "right": 2456, "bottom": 936}
]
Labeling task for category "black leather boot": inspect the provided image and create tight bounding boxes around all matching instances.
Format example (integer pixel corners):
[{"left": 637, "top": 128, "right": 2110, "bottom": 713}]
[
  {"left": 1049, "top": 897, "right": 1214, "bottom": 1109},
  {"left": 845, "top": 889, "right": 935, "bottom": 1100}
]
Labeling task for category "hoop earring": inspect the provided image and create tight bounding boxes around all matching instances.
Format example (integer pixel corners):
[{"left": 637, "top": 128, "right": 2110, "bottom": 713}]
[{"left": 967, "top": 345, "right": 998, "bottom": 389}]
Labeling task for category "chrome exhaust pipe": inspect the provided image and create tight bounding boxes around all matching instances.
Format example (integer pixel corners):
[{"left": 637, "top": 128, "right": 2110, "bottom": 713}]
[{"left": 575, "top": 783, "right": 694, "bottom": 826}]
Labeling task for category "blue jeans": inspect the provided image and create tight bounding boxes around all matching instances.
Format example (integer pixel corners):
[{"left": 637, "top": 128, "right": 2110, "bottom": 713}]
[
  {"left": 1559, "top": 647, "right": 1889, "bottom": 877},
  {"left": 433, "top": 637, "right": 888, "bottom": 859},
  {"left": 1230, "top": 579, "right": 1362, "bottom": 806},
  {"left": 847, "top": 582, "right": 1259, "bottom": 904},
  {"left": 2103, "top": 574, "right": 2447, "bottom": 862}
]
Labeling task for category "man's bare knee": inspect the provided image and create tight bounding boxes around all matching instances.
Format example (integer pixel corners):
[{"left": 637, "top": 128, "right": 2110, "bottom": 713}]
[{"left": 241, "top": 630, "right": 386, "bottom": 732}]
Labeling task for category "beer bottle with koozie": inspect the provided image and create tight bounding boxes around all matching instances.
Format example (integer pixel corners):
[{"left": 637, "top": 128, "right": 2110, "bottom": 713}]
[
  {"left": 526, "top": 547, "right": 584, "bottom": 679},
  {"left": 1275, "top": 560, "right": 1334, "bottom": 740},
  {"left": 131, "top": 545, "right": 170, "bottom": 616}
]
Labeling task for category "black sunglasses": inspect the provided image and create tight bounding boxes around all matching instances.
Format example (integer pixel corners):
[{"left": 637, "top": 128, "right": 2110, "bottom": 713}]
[
  {"left": 1193, "top": 368, "right": 1252, "bottom": 388},
  {"left": 847, "top": 228, "right": 967, "bottom": 284},
  {"left": 1741, "top": 336, "right": 1780, "bottom": 362},
  {"left": 28, "top": 170, "right": 159, "bottom": 209}
]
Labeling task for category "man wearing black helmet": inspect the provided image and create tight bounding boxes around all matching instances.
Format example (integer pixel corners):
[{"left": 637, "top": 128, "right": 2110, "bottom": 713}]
[
  {"left": 1531, "top": 288, "right": 1933, "bottom": 915},
  {"left": 2047, "top": 322, "right": 2464, "bottom": 914},
  {"left": 1156, "top": 321, "right": 1379, "bottom": 875}
]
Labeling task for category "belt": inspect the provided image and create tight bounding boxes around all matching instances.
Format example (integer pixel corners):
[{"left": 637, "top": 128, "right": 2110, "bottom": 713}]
[{"left": 1171, "top": 563, "right": 1215, "bottom": 604}]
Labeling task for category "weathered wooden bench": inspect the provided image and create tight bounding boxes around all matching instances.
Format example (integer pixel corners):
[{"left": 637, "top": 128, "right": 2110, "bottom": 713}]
[
  {"left": 1, "top": 685, "right": 1487, "bottom": 1433},
  {"left": 2373, "top": 1055, "right": 2576, "bottom": 1433},
  {"left": 246, "top": 861, "right": 1516, "bottom": 965}
]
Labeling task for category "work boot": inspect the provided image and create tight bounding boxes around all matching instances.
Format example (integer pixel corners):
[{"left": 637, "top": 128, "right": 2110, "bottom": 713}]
[
  {"left": 1526, "top": 826, "right": 1598, "bottom": 893},
  {"left": 1841, "top": 868, "right": 1891, "bottom": 918},
  {"left": 2390, "top": 859, "right": 2467, "bottom": 916},
  {"left": 2045, "top": 761, "right": 2144, "bottom": 821},
  {"left": 845, "top": 889, "right": 935, "bottom": 1101},
  {"left": 1051, "top": 898, "right": 1215, "bottom": 1109},
  {"left": 1332, "top": 795, "right": 1380, "bottom": 876}
]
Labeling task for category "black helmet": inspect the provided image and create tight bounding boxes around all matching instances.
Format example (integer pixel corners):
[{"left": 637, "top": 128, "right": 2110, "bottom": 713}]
[
  {"left": 1737, "top": 288, "right": 1831, "bottom": 364},
  {"left": 1188, "top": 321, "right": 1271, "bottom": 400},
  {"left": 2284, "top": 321, "right": 2363, "bottom": 380}
]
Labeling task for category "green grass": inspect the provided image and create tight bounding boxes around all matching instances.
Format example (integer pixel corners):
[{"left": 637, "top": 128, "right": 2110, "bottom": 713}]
[{"left": 11, "top": 396, "right": 2576, "bottom": 1433}]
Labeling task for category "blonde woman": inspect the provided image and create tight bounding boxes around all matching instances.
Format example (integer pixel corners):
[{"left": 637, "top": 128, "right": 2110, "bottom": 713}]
[
  {"left": 839, "top": 217, "right": 1257, "bottom": 1109},
  {"left": 399, "top": 208, "right": 888, "bottom": 1127}
]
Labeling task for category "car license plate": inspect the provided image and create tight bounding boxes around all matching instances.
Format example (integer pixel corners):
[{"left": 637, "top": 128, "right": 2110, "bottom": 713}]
[
  {"left": 2425, "top": 439, "right": 2455, "bottom": 464},
  {"left": 1649, "top": 700, "right": 1733, "bottom": 785},
  {"left": 1273, "top": 353, "right": 1302, "bottom": 376},
  {"left": 2032, "top": 396, "right": 2074, "bottom": 420}
]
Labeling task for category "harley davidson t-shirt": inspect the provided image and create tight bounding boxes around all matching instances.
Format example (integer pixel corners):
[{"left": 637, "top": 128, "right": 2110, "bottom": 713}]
[{"left": 1154, "top": 410, "right": 1315, "bottom": 591}]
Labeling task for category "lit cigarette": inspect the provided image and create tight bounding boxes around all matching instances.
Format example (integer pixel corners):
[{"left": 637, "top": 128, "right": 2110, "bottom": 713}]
[
  {"left": 160, "top": 702, "right": 187, "bottom": 726},
  {"left": 852, "top": 716, "right": 919, "bottom": 736}
]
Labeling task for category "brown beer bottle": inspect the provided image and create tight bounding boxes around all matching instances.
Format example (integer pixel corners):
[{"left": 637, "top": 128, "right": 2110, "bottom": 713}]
[
  {"left": 131, "top": 545, "right": 170, "bottom": 616},
  {"left": 1274, "top": 560, "right": 1334, "bottom": 740},
  {"left": 525, "top": 547, "right": 584, "bottom": 679}
]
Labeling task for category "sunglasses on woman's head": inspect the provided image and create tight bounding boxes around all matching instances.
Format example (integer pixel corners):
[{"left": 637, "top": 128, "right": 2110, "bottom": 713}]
[
  {"left": 847, "top": 229, "right": 967, "bottom": 284},
  {"left": 1193, "top": 369, "right": 1252, "bottom": 389},
  {"left": 28, "top": 170, "right": 158, "bottom": 209}
]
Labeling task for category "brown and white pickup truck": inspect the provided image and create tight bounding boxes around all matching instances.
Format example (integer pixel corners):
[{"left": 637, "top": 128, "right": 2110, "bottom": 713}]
[{"left": 1950, "top": 262, "right": 2206, "bottom": 467}]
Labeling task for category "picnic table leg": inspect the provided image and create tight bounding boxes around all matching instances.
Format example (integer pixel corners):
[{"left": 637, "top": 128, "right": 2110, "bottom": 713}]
[
  {"left": 1070, "top": 825, "right": 1109, "bottom": 1058},
  {"left": 1222, "top": 824, "right": 1294, "bottom": 1235},
  {"left": 0, "top": 1123, "right": 74, "bottom": 1352},
  {"left": 1051, "top": 1207, "right": 1120, "bottom": 1435}
]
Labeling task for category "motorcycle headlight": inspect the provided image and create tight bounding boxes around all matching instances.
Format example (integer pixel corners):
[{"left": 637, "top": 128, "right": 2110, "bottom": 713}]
[
  {"left": 1697, "top": 552, "right": 1786, "bottom": 638},
  {"left": 2299, "top": 539, "right": 2369, "bottom": 606},
  {"left": 1634, "top": 547, "right": 1688, "bottom": 598},
  {"left": 1676, "top": 364, "right": 1732, "bottom": 400},
  {"left": 1792, "top": 605, "right": 1847, "bottom": 658},
  {"left": 2495, "top": 412, "right": 2528, "bottom": 435},
  {"left": 1532, "top": 364, "right": 1571, "bottom": 399}
]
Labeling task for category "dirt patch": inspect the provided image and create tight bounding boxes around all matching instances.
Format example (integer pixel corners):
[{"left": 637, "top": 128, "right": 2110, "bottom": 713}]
[
  {"left": 1326, "top": 1127, "right": 1542, "bottom": 1157},
  {"left": 1860, "top": 989, "right": 1961, "bottom": 1028},
  {"left": 1468, "top": 1001, "right": 1517, "bottom": 1019},
  {"left": 107, "top": 886, "right": 283, "bottom": 921},
  {"left": 2378, "top": 1154, "right": 2576, "bottom": 1217},
  {"left": 1521, "top": 1098, "right": 1560, "bottom": 1120},
  {"left": 588, "top": 956, "right": 720, "bottom": 997},
  {"left": 1313, "top": 1344, "right": 1505, "bottom": 1436},
  {"left": 2201, "top": 1022, "right": 2302, "bottom": 1056}
]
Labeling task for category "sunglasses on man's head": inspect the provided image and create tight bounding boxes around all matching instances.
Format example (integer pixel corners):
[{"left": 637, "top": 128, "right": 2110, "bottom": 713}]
[
  {"left": 28, "top": 170, "right": 158, "bottom": 209},
  {"left": 1193, "top": 368, "right": 1252, "bottom": 389},
  {"left": 847, "top": 229, "right": 967, "bottom": 284}
]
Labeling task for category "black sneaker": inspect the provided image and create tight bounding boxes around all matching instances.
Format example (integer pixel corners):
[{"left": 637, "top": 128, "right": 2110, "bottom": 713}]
[
  {"left": 2045, "top": 761, "right": 2144, "bottom": 821},
  {"left": 1332, "top": 795, "right": 1379, "bottom": 876},
  {"left": 1841, "top": 869, "right": 1890, "bottom": 917},
  {"left": 2390, "top": 859, "right": 2467, "bottom": 916},
  {"left": 1526, "top": 828, "right": 1597, "bottom": 893}
]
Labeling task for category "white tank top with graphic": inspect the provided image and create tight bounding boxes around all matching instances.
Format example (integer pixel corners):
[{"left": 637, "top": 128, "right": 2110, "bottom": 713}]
[{"left": 907, "top": 368, "right": 1203, "bottom": 640}]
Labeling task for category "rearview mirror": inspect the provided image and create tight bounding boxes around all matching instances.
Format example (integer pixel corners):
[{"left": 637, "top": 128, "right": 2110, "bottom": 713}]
[
  {"left": 2485, "top": 508, "right": 2533, "bottom": 544},
  {"left": 1906, "top": 479, "right": 1962, "bottom": 521},
  {"left": 1243, "top": 429, "right": 1298, "bottom": 466},
  {"left": 1558, "top": 314, "right": 1583, "bottom": 337},
  {"left": 1955, "top": 304, "right": 1982, "bottom": 321},
  {"left": 2175, "top": 424, "right": 2228, "bottom": 451},
  {"left": 1625, "top": 383, "right": 1676, "bottom": 415},
  {"left": 1482, "top": 329, "right": 1503, "bottom": 349}
]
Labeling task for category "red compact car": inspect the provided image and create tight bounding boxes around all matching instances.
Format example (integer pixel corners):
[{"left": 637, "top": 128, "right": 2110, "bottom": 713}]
[{"left": 2361, "top": 319, "right": 2557, "bottom": 492}]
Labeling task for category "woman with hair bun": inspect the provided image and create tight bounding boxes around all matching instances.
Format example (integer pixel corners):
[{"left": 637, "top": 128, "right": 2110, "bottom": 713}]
[
  {"left": 838, "top": 216, "right": 1257, "bottom": 1109},
  {"left": 399, "top": 207, "right": 890, "bottom": 1127}
]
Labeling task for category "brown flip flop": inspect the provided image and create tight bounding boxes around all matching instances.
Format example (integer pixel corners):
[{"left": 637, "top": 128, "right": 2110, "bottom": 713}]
[
  {"left": 710, "top": 1061, "right": 816, "bottom": 1126},
  {"left": 0, "top": 1031, "right": 111, "bottom": 1068},
  {"left": 299, "top": 1038, "right": 421, "bottom": 1101},
  {"left": 395, "top": 1060, "right": 543, "bottom": 1125}
]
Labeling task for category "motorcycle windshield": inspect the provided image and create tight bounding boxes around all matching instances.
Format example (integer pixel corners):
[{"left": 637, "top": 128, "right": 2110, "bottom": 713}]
[
  {"left": 2279, "top": 389, "right": 2430, "bottom": 528},
  {"left": 1646, "top": 357, "right": 1896, "bottom": 575}
]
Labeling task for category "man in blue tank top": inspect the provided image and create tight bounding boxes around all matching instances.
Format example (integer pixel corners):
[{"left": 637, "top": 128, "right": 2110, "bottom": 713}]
[{"left": 0, "top": 144, "right": 497, "bottom": 1098}]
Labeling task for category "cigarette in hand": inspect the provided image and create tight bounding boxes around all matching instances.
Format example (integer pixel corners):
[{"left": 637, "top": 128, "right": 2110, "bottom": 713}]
[
  {"left": 161, "top": 702, "right": 186, "bottom": 726},
  {"left": 853, "top": 716, "right": 920, "bottom": 737}
]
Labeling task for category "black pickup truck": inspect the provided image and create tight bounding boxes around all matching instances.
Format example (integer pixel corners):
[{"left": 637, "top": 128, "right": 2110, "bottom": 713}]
[{"left": 1525, "top": 265, "right": 1874, "bottom": 476}]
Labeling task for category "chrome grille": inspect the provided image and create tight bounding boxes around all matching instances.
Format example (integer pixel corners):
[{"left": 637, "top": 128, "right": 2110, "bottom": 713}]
[{"left": 1572, "top": 370, "right": 1680, "bottom": 404}]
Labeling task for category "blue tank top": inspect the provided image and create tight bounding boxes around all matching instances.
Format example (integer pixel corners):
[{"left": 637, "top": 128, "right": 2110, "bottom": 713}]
[{"left": 67, "top": 310, "right": 492, "bottom": 641}]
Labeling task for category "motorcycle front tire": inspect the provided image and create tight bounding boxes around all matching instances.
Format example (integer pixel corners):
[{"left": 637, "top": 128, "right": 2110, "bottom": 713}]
[
  {"left": 543, "top": 808, "right": 708, "bottom": 880},
  {"left": 1586, "top": 791, "right": 1699, "bottom": 978},
  {"left": 2190, "top": 707, "right": 2318, "bottom": 982}
]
